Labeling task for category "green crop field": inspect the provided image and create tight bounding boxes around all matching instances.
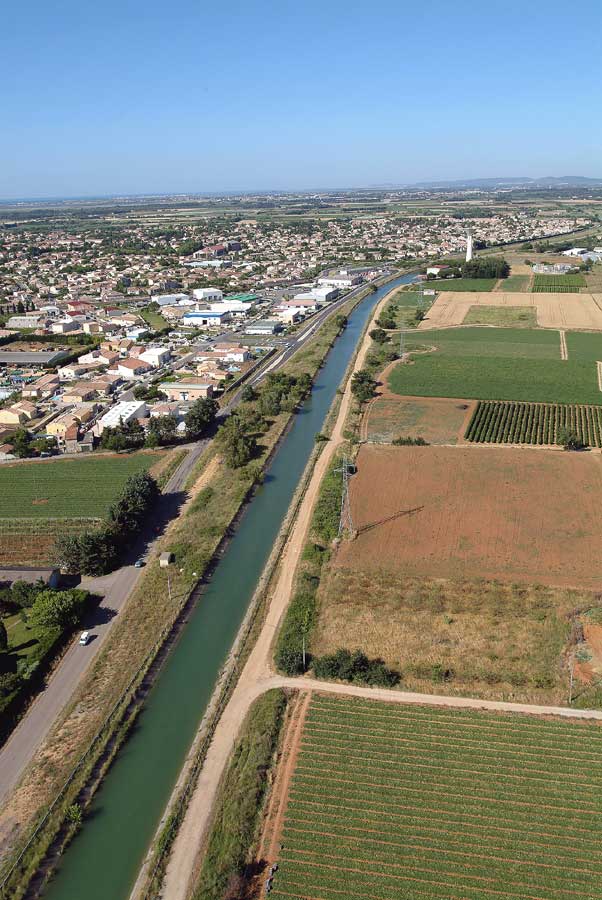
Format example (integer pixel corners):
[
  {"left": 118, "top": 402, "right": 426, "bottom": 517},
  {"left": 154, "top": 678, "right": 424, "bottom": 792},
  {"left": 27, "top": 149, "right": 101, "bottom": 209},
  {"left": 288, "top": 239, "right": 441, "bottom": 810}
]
[
  {"left": 533, "top": 274, "right": 586, "bottom": 292},
  {"left": 424, "top": 277, "right": 496, "bottom": 292},
  {"left": 0, "top": 453, "right": 161, "bottom": 519},
  {"left": 566, "top": 331, "right": 602, "bottom": 361},
  {"left": 271, "top": 694, "right": 602, "bottom": 900},
  {"left": 466, "top": 400, "right": 602, "bottom": 446},
  {"left": 496, "top": 274, "right": 530, "bottom": 291},
  {"left": 462, "top": 305, "right": 536, "bottom": 327},
  {"left": 389, "top": 328, "right": 602, "bottom": 404}
]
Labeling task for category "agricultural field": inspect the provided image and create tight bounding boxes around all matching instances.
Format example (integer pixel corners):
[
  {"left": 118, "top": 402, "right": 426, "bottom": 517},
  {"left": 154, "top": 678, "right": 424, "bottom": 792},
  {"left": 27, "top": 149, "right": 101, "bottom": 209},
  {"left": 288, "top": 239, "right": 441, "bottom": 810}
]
[
  {"left": 423, "top": 277, "right": 496, "bottom": 292},
  {"left": 335, "top": 444, "right": 602, "bottom": 589},
  {"left": 494, "top": 274, "right": 530, "bottom": 291},
  {"left": 269, "top": 694, "right": 602, "bottom": 900},
  {"left": 565, "top": 330, "right": 602, "bottom": 360},
  {"left": 422, "top": 291, "right": 602, "bottom": 331},
  {"left": 533, "top": 273, "right": 586, "bottom": 292},
  {"left": 389, "top": 327, "right": 602, "bottom": 404},
  {"left": 465, "top": 400, "right": 602, "bottom": 446},
  {"left": 462, "top": 305, "right": 536, "bottom": 327},
  {"left": 363, "top": 396, "right": 473, "bottom": 444},
  {"left": 0, "top": 452, "right": 163, "bottom": 519},
  {"left": 312, "top": 571, "right": 586, "bottom": 702}
]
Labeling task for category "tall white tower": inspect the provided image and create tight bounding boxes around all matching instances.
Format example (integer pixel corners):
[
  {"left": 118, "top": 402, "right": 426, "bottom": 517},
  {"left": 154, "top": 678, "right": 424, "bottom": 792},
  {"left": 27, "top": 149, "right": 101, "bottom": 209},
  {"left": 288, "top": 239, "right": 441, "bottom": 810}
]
[{"left": 466, "top": 229, "right": 474, "bottom": 262}]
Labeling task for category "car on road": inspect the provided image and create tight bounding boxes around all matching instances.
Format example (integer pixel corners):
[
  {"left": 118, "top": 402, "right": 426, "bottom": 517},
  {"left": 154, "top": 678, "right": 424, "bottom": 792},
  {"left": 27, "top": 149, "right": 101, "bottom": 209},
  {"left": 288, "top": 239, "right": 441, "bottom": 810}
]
[
  {"left": 134, "top": 558, "right": 145, "bottom": 568},
  {"left": 79, "top": 631, "right": 91, "bottom": 646}
]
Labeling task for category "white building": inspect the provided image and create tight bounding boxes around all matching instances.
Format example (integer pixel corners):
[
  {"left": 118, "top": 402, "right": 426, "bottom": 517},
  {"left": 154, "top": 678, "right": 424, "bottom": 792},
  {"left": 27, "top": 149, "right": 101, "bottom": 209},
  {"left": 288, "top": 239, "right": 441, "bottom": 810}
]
[
  {"left": 182, "top": 310, "right": 231, "bottom": 328},
  {"left": 139, "top": 347, "right": 171, "bottom": 368},
  {"left": 563, "top": 248, "right": 588, "bottom": 257},
  {"left": 245, "top": 320, "right": 283, "bottom": 335},
  {"left": 192, "top": 288, "right": 223, "bottom": 303},
  {"left": 294, "top": 285, "right": 339, "bottom": 303},
  {"left": 152, "top": 293, "right": 190, "bottom": 305},
  {"left": 317, "top": 272, "right": 361, "bottom": 288},
  {"left": 95, "top": 400, "right": 148, "bottom": 435}
]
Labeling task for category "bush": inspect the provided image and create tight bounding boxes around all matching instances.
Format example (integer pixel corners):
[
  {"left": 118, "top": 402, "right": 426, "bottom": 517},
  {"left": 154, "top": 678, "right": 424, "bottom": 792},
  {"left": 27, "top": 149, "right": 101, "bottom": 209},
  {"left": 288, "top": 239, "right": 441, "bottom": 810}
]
[
  {"left": 392, "top": 435, "right": 429, "bottom": 446},
  {"left": 313, "top": 649, "right": 400, "bottom": 687}
]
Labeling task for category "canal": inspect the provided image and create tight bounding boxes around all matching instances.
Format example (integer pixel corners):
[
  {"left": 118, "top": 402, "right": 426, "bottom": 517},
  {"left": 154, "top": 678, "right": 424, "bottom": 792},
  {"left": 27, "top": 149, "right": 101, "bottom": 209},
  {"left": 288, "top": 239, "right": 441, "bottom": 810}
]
[{"left": 43, "top": 272, "right": 416, "bottom": 900}]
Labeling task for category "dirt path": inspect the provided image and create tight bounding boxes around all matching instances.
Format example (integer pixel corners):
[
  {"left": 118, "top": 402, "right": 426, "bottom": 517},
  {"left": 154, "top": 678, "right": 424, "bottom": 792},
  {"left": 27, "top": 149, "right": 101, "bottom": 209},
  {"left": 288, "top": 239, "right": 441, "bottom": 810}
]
[
  {"left": 159, "top": 285, "right": 602, "bottom": 900},
  {"left": 259, "top": 691, "right": 311, "bottom": 866},
  {"left": 559, "top": 329, "right": 568, "bottom": 360},
  {"left": 161, "top": 281, "right": 399, "bottom": 900}
]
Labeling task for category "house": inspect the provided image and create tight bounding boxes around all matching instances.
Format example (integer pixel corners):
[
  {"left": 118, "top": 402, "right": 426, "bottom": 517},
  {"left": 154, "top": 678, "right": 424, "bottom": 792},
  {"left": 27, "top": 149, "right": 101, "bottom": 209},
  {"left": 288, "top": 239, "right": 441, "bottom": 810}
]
[
  {"left": 159, "top": 381, "right": 214, "bottom": 401},
  {"left": 211, "top": 343, "right": 250, "bottom": 362},
  {"left": 57, "top": 363, "right": 94, "bottom": 380},
  {"left": 51, "top": 319, "right": 80, "bottom": 334},
  {"left": 0, "top": 401, "right": 38, "bottom": 425},
  {"left": 47, "top": 404, "right": 97, "bottom": 440},
  {"left": 116, "top": 358, "right": 153, "bottom": 379},
  {"left": 21, "top": 373, "right": 60, "bottom": 399},
  {"left": 60, "top": 384, "right": 97, "bottom": 404},
  {"left": 245, "top": 320, "right": 283, "bottom": 335}
]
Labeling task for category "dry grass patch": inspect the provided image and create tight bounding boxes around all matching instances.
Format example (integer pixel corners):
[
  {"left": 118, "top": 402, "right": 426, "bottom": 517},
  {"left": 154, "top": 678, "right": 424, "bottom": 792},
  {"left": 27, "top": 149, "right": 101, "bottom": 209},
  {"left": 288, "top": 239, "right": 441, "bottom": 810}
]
[
  {"left": 312, "top": 570, "right": 587, "bottom": 703},
  {"left": 364, "top": 396, "right": 473, "bottom": 444}
]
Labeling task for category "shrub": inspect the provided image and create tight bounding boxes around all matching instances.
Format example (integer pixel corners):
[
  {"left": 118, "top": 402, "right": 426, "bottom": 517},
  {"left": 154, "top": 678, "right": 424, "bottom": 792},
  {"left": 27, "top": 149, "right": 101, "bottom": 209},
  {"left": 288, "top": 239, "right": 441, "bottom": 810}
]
[{"left": 313, "top": 649, "right": 400, "bottom": 687}]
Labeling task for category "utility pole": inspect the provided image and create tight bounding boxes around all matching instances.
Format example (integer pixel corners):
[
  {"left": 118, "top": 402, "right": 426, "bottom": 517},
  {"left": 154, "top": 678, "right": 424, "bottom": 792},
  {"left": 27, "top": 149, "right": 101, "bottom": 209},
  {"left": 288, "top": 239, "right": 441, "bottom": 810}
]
[
  {"left": 335, "top": 456, "right": 355, "bottom": 539},
  {"left": 399, "top": 329, "right": 404, "bottom": 358},
  {"left": 568, "top": 654, "right": 575, "bottom": 704}
]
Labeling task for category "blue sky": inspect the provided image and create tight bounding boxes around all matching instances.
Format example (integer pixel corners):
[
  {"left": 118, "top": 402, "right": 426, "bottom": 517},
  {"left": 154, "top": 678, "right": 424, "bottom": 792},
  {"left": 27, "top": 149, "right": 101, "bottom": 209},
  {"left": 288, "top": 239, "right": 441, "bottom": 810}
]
[{"left": 2, "top": 0, "right": 601, "bottom": 199}]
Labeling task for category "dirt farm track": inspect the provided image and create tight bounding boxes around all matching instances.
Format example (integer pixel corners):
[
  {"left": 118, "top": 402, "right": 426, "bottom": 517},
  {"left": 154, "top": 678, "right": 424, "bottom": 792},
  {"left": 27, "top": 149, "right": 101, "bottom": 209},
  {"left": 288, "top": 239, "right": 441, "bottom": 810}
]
[
  {"left": 336, "top": 444, "right": 602, "bottom": 589},
  {"left": 420, "top": 290, "right": 602, "bottom": 330}
]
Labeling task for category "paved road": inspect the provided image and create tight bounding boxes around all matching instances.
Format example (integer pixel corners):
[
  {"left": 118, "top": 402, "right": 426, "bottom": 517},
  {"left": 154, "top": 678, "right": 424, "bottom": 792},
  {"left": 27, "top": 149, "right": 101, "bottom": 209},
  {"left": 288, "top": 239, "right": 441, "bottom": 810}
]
[{"left": 0, "top": 277, "right": 379, "bottom": 805}]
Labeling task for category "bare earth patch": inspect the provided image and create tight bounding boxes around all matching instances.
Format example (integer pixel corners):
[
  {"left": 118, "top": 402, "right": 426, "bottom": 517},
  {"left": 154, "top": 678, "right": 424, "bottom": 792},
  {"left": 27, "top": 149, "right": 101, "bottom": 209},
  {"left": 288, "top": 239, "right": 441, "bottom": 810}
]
[{"left": 336, "top": 444, "right": 602, "bottom": 589}]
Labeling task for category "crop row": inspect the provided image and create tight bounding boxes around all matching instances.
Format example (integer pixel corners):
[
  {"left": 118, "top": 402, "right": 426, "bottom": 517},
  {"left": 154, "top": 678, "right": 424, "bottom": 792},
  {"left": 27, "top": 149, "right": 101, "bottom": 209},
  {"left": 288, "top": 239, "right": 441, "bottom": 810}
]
[
  {"left": 286, "top": 797, "right": 602, "bottom": 853},
  {"left": 465, "top": 399, "right": 602, "bottom": 446},
  {"left": 533, "top": 274, "right": 586, "bottom": 290},
  {"left": 268, "top": 696, "right": 602, "bottom": 899},
  {"left": 304, "top": 716, "right": 602, "bottom": 763},
  {"left": 304, "top": 709, "right": 602, "bottom": 754},
  {"left": 281, "top": 827, "right": 599, "bottom": 885}
]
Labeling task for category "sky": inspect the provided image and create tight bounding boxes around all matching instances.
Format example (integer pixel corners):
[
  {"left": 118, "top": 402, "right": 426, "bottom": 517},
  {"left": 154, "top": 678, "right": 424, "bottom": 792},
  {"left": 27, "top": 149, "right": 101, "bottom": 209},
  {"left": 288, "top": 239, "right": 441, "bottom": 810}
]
[{"left": 2, "top": 0, "right": 602, "bottom": 199}]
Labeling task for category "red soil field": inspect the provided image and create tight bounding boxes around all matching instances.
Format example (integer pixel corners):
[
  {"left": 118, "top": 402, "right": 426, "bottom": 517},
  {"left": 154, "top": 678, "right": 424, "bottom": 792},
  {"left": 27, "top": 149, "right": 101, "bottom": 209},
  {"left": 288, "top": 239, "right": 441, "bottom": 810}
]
[{"left": 336, "top": 444, "right": 602, "bottom": 589}]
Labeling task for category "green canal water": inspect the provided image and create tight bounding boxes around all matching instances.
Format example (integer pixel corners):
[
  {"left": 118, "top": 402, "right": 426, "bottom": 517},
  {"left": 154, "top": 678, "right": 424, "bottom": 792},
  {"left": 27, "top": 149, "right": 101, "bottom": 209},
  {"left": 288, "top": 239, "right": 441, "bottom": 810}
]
[{"left": 42, "top": 273, "right": 415, "bottom": 900}]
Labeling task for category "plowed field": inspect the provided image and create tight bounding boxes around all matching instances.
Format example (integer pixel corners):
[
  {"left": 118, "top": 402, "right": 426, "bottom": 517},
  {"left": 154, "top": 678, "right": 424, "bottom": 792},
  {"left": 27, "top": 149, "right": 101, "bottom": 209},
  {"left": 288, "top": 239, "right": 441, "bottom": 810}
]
[{"left": 336, "top": 444, "right": 602, "bottom": 589}]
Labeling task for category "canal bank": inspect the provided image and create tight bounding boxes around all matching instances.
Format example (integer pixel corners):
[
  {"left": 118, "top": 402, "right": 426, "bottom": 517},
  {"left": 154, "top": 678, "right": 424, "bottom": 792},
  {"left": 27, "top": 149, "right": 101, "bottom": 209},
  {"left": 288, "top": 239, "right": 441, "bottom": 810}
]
[{"left": 40, "top": 273, "right": 416, "bottom": 900}]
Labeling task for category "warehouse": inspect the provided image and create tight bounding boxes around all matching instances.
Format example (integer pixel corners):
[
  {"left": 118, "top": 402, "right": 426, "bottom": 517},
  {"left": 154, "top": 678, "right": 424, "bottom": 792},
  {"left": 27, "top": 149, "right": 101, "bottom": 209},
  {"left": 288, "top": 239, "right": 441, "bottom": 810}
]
[{"left": 0, "top": 349, "right": 69, "bottom": 368}]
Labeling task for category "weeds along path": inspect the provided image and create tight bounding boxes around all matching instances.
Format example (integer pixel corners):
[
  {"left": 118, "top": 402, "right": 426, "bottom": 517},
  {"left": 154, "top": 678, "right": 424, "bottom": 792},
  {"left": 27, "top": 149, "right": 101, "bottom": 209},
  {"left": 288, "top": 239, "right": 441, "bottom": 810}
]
[{"left": 161, "top": 284, "right": 399, "bottom": 900}]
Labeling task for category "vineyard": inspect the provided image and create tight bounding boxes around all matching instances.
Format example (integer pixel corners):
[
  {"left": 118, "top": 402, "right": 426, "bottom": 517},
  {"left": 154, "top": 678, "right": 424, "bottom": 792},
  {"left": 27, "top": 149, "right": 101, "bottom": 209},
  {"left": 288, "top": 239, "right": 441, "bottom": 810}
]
[
  {"left": 465, "top": 400, "right": 602, "bottom": 446},
  {"left": 533, "top": 274, "right": 586, "bottom": 292},
  {"left": 0, "top": 452, "right": 161, "bottom": 519},
  {"left": 270, "top": 694, "right": 602, "bottom": 900},
  {"left": 0, "top": 517, "right": 101, "bottom": 565}
]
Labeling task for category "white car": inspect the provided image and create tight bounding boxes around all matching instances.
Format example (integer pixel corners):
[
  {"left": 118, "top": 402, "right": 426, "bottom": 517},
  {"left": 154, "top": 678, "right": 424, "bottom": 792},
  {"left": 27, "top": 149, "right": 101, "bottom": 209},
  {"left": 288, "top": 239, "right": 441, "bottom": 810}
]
[{"left": 79, "top": 631, "right": 91, "bottom": 646}]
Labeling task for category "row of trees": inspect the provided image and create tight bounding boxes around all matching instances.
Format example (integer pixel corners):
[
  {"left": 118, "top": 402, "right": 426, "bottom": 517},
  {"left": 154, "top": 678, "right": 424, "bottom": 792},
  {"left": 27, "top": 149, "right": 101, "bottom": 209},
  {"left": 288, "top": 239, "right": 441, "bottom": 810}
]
[
  {"left": 216, "top": 373, "right": 313, "bottom": 469},
  {"left": 57, "top": 472, "right": 159, "bottom": 575}
]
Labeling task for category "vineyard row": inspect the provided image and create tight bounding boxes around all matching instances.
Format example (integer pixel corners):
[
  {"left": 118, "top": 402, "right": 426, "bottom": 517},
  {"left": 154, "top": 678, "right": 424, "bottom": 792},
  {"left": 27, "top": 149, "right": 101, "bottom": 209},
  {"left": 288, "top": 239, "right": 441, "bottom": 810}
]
[{"left": 465, "top": 400, "right": 602, "bottom": 446}]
